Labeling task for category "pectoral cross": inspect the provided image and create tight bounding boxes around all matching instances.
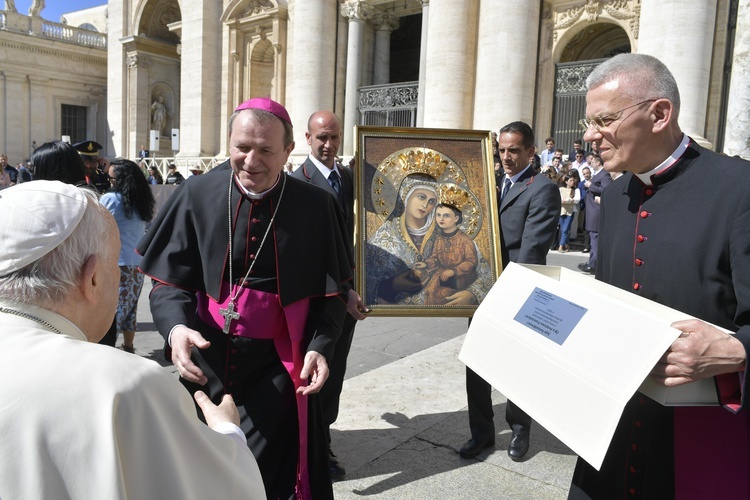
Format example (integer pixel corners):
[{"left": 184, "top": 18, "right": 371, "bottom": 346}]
[{"left": 219, "top": 301, "right": 240, "bottom": 334}]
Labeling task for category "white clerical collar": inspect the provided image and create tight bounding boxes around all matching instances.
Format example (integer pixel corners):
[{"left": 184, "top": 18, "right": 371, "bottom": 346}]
[
  {"left": 505, "top": 164, "right": 532, "bottom": 185},
  {"left": 308, "top": 154, "right": 339, "bottom": 179},
  {"left": 634, "top": 134, "right": 689, "bottom": 185},
  {"left": 0, "top": 300, "right": 86, "bottom": 341},
  {"left": 239, "top": 174, "right": 281, "bottom": 199}
]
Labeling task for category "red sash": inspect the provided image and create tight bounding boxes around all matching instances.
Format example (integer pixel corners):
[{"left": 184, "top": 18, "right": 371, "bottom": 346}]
[{"left": 197, "top": 282, "right": 313, "bottom": 500}]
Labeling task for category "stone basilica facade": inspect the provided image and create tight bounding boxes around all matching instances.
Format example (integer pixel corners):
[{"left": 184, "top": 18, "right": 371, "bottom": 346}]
[{"left": 1, "top": 0, "right": 749, "bottom": 166}]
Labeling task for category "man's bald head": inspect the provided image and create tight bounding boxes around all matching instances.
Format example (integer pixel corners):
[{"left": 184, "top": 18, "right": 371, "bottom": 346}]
[{"left": 306, "top": 110, "right": 342, "bottom": 169}]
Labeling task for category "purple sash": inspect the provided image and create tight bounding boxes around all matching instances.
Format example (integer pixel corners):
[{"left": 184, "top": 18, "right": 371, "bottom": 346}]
[{"left": 197, "top": 282, "right": 313, "bottom": 499}]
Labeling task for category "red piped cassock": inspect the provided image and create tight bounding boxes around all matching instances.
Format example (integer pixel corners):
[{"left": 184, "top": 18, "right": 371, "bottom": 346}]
[
  {"left": 569, "top": 139, "right": 750, "bottom": 499},
  {"left": 137, "top": 162, "right": 352, "bottom": 500}
]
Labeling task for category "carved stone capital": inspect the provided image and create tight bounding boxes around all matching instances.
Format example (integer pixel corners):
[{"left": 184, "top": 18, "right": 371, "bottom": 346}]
[
  {"left": 372, "top": 11, "right": 400, "bottom": 32},
  {"left": 127, "top": 54, "right": 151, "bottom": 69},
  {"left": 241, "top": 0, "right": 276, "bottom": 18},
  {"left": 340, "top": 1, "right": 374, "bottom": 22},
  {"left": 418, "top": 0, "right": 429, "bottom": 8}
]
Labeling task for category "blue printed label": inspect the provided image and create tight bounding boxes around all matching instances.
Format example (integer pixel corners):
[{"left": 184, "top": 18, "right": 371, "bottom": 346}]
[{"left": 513, "top": 287, "right": 587, "bottom": 345}]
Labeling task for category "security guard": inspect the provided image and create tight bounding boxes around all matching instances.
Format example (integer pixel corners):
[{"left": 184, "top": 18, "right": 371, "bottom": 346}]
[{"left": 73, "top": 140, "right": 109, "bottom": 193}]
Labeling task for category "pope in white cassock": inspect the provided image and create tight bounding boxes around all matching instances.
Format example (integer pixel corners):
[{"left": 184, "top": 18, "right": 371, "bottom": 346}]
[{"left": 0, "top": 181, "right": 266, "bottom": 499}]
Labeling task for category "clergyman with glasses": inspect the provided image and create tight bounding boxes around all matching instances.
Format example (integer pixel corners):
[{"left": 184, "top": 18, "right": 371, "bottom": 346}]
[{"left": 569, "top": 53, "right": 750, "bottom": 499}]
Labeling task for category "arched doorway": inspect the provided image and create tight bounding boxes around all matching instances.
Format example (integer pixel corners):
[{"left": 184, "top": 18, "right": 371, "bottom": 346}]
[{"left": 552, "top": 23, "right": 630, "bottom": 156}]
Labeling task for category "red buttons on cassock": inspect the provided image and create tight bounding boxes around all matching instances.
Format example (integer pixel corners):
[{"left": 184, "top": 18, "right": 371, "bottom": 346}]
[
  {"left": 635, "top": 259, "right": 644, "bottom": 266},
  {"left": 631, "top": 443, "right": 638, "bottom": 451},
  {"left": 249, "top": 254, "right": 256, "bottom": 260},
  {"left": 231, "top": 349, "right": 238, "bottom": 354},
  {"left": 629, "top": 466, "right": 637, "bottom": 473},
  {"left": 633, "top": 283, "right": 641, "bottom": 290},
  {"left": 640, "top": 211, "right": 650, "bottom": 219},
  {"left": 629, "top": 488, "right": 637, "bottom": 495},
  {"left": 634, "top": 420, "right": 642, "bottom": 428},
  {"left": 252, "top": 218, "right": 260, "bottom": 223},
  {"left": 637, "top": 235, "right": 645, "bottom": 243},
  {"left": 251, "top": 236, "right": 258, "bottom": 242},
  {"left": 230, "top": 365, "right": 237, "bottom": 370},
  {"left": 645, "top": 189, "right": 654, "bottom": 196},
  {"left": 639, "top": 397, "right": 645, "bottom": 404},
  {"left": 252, "top": 200, "right": 260, "bottom": 206}
]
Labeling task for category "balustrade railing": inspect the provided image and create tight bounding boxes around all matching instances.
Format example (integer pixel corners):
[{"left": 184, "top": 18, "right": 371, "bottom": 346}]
[
  {"left": 359, "top": 81, "right": 418, "bottom": 127},
  {"left": 0, "top": 9, "right": 107, "bottom": 49}
]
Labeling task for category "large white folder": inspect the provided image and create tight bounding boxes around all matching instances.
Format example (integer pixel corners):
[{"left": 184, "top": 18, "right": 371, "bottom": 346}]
[{"left": 458, "top": 263, "right": 718, "bottom": 470}]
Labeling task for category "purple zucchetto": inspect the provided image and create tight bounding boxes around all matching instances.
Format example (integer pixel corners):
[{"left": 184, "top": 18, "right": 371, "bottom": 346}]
[{"left": 235, "top": 97, "right": 292, "bottom": 125}]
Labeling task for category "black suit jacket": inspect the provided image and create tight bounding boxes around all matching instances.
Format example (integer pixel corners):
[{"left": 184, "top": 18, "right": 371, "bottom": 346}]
[
  {"left": 584, "top": 168, "right": 612, "bottom": 232},
  {"left": 291, "top": 158, "right": 355, "bottom": 252},
  {"left": 498, "top": 166, "right": 561, "bottom": 266}
]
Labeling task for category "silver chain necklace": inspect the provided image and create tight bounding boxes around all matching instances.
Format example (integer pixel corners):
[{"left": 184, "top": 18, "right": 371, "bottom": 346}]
[
  {"left": 219, "top": 173, "right": 286, "bottom": 334},
  {"left": 0, "top": 306, "right": 62, "bottom": 335}
]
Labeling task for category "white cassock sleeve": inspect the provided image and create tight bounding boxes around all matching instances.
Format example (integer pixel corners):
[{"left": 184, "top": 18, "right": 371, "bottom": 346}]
[{"left": 108, "top": 362, "right": 267, "bottom": 499}]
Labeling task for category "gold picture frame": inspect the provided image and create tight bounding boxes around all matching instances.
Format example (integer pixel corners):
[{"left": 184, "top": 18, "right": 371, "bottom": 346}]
[{"left": 355, "top": 126, "right": 503, "bottom": 317}]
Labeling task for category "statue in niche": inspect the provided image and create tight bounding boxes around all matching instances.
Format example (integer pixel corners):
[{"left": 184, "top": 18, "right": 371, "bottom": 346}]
[
  {"left": 150, "top": 94, "right": 172, "bottom": 136},
  {"left": 28, "top": 0, "right": 44, "bottom": 17},
  {"left": 5, "top": 1, "right": 17, "bottom": 13}
]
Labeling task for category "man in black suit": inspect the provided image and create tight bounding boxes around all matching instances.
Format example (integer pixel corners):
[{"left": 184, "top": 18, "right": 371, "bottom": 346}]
[
  {"left": 291, "top": 110, "right": 367, "bottom": 480},
  {"left": 569, "top": 52, "right": 750, "bottom": 499},
  {"left": 577, "top": 154, "right": 610, "bottom": 274},
  {"left": 461, "top": 121, "right": 560, "bottom": 461}
]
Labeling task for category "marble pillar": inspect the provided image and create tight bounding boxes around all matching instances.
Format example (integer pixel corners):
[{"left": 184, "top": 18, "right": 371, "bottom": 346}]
[
  {"left": 341, "top": 0, "right": 374, "bottom": 156},
  {"left": 416, "top": 0, "right": 429, "bottom": 127},
  {"left": 422, "top": 0, "right": 479, "bottom": 129},
  {"left": 177, "top": 0, "right": 222, "bottom": 157},
  {"left": 125, "top": 53, "right": 151, "bottom": 155},
  {"left": 724, "top": 0, "right": 750, "bottom": 159},
  {"left": 372, "top": 12, "right": 399, "bottom": 85},
  {"left": 335, "top": 14, "right": 349, "bottom": 119},
  {"left": 474, "top": 0, "right": 539, "bottom": 130},
  {"left": 639, "top": 0, "right": 716, "bottom": 147},
  {"left": 107, "top": 0, "right": 127, "bottom": 157},
  {"left": 289, "top": 0, "right": 338, "bottom": 154}
]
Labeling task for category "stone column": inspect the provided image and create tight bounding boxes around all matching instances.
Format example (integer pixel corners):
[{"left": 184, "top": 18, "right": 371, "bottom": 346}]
[
  {"left": 106, "top": 0, "right": 127, "bottom": 157},
  {"left": 125, "top": 53, "right": 152, "bottom": 156},
  {"left": 372, "top": 11, "right": 399, "bottom": 85},
  {"left": 474, "top": 0, "right": 539, "bottom": 130},
  {"left": 724, "top": 1, "right": 750, "bottom": 159},
  {"left": 341, "top": 0, "right": 374, "bottom": 156},
  {"left": 416, "top": 0, "right": 429, "bottom": 127},
  {"left": 639, "top": 0, "right": 717, "bottom": 147},
  {"left": 289, "top": 0, "right": 338, "bottom": 155},
  {"left": 177, "top": 0, "right": 222, "bottom": 157},
  {"left": 334, "top": 14, "right": 348, "bottom": 119},
  {"left": 422, "top": 0, "right": 479, "bottom": 129}
]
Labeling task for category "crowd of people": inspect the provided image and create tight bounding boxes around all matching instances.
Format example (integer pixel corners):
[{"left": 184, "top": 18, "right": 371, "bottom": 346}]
[{"left": 2, "top": 52, "right": 750, "bottom": 499}]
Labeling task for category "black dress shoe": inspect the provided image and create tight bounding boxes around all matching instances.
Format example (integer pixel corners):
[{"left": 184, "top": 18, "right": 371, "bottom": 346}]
[
  {"left": 328, "top": 447, "right": 346, "bottom": 480},
  {"left": 577, "top": 262, "right": 594, "bottom": 274},
  {"left": 459, "top": 437, "right": 495, "bottom": 459},
  {"left": 507, "top": 432, "right": 529, "bottom": 461}
]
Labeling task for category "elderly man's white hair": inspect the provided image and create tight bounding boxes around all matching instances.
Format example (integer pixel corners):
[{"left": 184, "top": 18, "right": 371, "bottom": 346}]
[
  {"left": 586, "top": 53, "right": 681, "bottom": 116},
  {"left": 0, "top": 187, "right": 111, "bottom": 307}
]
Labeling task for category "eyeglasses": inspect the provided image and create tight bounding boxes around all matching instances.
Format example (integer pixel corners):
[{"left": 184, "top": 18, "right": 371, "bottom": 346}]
[{"left": 579, "top": 99, "right": 657, "bottom": 132}]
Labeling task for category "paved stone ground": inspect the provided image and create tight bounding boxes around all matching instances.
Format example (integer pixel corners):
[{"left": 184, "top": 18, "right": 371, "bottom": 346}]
[{"left": 128, "top": 248, "right": 592, "bottom": 499}]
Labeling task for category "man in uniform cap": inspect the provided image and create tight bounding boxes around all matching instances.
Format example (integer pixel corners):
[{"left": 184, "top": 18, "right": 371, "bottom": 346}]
[
  {"left": 0, "top": 181, "right": 265, "bottom": 499},
  {"left": 138, "top": 97, "right": 352, "bottom": 500},
  {"left": 73, "top": 140, "right": 109, "bottom": 193}
]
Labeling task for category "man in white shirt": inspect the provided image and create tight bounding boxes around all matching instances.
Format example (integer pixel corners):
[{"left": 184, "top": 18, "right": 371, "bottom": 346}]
[{"left": 0, "top": 181, "right": 265, "bottom": 500}]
